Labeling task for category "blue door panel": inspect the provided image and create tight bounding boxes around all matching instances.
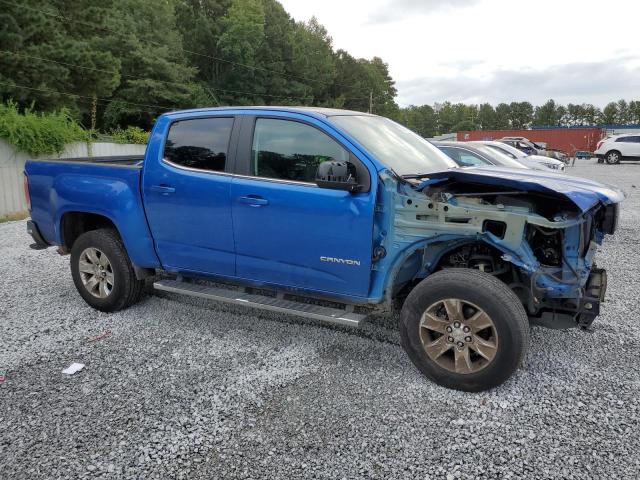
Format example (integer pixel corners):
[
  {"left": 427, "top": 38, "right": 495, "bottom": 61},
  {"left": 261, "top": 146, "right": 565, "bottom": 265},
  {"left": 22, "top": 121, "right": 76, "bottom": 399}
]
[
  {"left": 143, "top": 163, "right": 235, "bottom": 275},
  {"left": 230, "top": 178, "right": 374, "bottom": 297}
]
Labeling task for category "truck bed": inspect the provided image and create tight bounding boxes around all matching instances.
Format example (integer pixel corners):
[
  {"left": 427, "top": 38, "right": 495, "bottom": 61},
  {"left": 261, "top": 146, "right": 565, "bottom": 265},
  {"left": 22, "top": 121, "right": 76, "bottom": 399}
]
[
  {"left": 33, "top": 155, "right": 144, "bottom": 167},
  {"left": 24, "top": 156, "right": 159, "bottom": 269}
]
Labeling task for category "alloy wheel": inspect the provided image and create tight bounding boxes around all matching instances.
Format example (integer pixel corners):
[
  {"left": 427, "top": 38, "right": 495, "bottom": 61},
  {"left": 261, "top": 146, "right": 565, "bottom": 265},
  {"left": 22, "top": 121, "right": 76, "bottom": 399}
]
[
  {"left": 78, "top": 247, "right": 114, "bottom": 298},
  {"left": 419, "top": 298, "right": 498, "bottom": 374}
]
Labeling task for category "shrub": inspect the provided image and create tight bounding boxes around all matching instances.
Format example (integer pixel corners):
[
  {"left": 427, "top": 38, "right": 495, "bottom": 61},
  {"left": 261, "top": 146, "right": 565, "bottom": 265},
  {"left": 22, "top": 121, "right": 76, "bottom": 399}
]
[
  {"left": 110, "top": 126, "right": 150, "bottom": 145},
  {"left": 0, "top": 101, "right": 88, "bottom": 156}
]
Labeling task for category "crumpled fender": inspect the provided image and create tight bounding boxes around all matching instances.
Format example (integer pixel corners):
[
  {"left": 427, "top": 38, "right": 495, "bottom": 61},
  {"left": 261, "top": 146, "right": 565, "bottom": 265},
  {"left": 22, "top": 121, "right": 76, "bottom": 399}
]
[{"left": 418, "top": 166, "right": 625, "bottom": 212}]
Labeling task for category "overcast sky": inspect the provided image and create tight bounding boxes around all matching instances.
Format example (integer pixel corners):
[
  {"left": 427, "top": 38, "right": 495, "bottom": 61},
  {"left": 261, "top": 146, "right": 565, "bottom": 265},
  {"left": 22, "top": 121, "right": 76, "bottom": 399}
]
[{"left": 278, "top": 0, "right": 640, "bottom": 107}]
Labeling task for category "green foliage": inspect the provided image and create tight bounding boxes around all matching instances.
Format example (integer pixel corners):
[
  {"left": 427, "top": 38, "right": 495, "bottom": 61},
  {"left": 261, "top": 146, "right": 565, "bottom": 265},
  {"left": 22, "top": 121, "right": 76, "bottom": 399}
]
[
  {"left": 0, "top": 101, "right": 87, "bottom": 155},
  {"left": 109, "top": 126, "right": 150, "bottom": 144},
  {"left": 1, "top": 0, "right": 399, "bottom": 128},
  {"left": 2, "top": 0, "right": 639, "bottom": 140}
]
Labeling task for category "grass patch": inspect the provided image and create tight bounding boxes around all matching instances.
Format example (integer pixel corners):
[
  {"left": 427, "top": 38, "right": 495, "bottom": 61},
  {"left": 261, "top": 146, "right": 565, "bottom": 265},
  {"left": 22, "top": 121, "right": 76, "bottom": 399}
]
[{"left": 0, "top": 211, "right": 29, "bottom": 223}]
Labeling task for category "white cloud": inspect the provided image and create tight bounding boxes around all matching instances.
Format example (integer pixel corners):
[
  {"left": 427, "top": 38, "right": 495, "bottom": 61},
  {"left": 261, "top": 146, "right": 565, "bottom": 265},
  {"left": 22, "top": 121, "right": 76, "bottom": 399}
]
[
  {"left": 397, "top": 57, "right": 640, "bottom": 106},
  {"left": 278, "top": 0, "right": 640, "bottom": 107},
  {"left": 366, "top": 0, "right": 479, "bottom": 24}
]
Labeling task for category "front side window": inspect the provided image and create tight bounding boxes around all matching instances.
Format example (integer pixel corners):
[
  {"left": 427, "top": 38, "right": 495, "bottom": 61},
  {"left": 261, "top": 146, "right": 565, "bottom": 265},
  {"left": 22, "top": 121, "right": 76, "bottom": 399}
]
[
  {"left": 251, "top": 118, "right": 349, "bottom": 183},
  {"left": 164, "top": 117, "right": 234, "bottom": 172}
]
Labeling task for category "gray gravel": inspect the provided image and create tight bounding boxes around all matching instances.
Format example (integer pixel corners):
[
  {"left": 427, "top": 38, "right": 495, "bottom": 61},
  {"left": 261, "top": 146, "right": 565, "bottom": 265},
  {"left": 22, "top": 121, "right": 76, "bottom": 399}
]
[{"left": 1, "top": 159, "right": 639, "bottom": 479}]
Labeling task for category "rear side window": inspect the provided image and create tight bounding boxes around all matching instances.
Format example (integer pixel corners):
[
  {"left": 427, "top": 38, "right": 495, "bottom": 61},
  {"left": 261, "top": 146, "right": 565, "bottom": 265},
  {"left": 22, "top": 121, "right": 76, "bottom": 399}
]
[
  {"left": 251, "top": 118, "right": 349, "bottom": 183},
  {"left": 614, "top": 136, "right": 640, "bottom": 143},
  {"left": 487, "top": 144, "right": 516, "bottom": 159},
  {"left": 164, "top": 117, "right": 234, "bottom": 172}
]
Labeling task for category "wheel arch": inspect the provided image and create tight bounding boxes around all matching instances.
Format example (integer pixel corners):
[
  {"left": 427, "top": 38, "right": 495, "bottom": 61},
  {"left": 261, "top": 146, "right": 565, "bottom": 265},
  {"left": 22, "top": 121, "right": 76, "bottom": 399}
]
[
  {"left": 60, "top": 211, "right": 155, "bottom": 279},
  {"left": 60, "top": 211, "right": 118, "bottom": 251},
  {"left": 385, "top": 236, "right": 528, "bottom": 305}
]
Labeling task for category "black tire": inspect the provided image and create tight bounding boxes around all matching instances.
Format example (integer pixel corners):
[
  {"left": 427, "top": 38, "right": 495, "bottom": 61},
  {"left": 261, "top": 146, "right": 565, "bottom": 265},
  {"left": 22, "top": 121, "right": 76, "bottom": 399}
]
[
  {"left": 70, "top": 228, "right": 144, "bottom": 312},
  {"left": 605, "top": 150, "right": 621, "bottom": 165},
  {"left": 400, "top": 268, "right": 529, "bottom": 392}
]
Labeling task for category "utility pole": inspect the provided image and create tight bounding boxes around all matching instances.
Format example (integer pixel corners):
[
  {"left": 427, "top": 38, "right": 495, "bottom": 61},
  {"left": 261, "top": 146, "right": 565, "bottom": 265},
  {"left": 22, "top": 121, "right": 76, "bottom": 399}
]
[{"left": 368, "top": 90, "right": 373, "bottom": 114}]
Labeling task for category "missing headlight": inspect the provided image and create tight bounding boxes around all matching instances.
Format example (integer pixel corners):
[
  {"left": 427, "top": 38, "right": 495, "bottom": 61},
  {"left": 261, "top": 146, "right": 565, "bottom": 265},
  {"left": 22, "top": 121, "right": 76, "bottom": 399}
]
[{"left": 529, "top": 225, "right": 562, "bottom": 267}]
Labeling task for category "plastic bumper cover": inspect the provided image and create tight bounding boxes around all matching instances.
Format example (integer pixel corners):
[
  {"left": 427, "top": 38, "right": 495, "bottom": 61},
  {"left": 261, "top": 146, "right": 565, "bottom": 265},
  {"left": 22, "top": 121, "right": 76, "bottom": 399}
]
[{"left": 26, "top": 220, "right": 49, "bottom": 250}]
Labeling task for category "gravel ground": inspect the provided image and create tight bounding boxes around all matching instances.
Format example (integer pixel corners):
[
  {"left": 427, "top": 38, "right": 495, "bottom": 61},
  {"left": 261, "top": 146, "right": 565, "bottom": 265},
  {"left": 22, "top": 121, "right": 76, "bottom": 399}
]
[{"left": 1, "top": 159, "right": 639, "bottom": 479}]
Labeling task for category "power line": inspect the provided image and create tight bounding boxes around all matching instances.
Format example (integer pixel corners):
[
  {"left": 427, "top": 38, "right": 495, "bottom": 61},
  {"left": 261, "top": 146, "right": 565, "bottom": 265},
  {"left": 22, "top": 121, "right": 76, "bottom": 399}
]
[
  {"left": 0, "top": 0, "right": 366, "bottom": 92},
  {"left": 0, "top": 80, "right": 174, "bottom": 111},
  {"left": 0, "top": 49, "right": 318, "bottom": 102}
]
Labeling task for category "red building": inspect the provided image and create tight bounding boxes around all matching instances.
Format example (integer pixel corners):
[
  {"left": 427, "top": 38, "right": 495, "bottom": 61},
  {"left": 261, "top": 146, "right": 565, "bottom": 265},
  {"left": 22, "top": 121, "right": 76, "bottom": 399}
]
[{"left": 456, "top": 127, "right": 605, "bottom": 154}]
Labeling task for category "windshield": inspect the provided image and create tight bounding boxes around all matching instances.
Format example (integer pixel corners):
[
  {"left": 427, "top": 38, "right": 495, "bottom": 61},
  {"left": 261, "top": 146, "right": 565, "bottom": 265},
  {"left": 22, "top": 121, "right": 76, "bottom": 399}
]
[
  {"left": 330, "top": 115, "right": 457, "bottom": 176},
  {"left": 473, "top": 145, "right": 528, "bottom": 169},
  {"left": 485, "top": 142, "right": 527, "bottom": 159}
]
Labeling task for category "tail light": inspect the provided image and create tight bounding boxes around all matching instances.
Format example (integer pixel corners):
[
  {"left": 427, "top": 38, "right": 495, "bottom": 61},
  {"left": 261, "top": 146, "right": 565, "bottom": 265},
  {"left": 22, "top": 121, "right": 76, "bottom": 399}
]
[
  {"left": 596, "top": 140, "right": 604, "bottom": 150},
  {"left": 23, "top": 174, "right": 31, "bottom": 211}
]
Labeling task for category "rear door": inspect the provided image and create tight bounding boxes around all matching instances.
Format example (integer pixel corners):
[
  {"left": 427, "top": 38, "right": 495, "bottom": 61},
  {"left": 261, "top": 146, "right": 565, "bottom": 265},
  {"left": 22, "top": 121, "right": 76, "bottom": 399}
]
[
  {"left": 142, "top": 116, "right": 237, "bottom": 275},
  {"left": 229, "top": 115, "right": 375, "bottom": 298},
  {"left": 625, "top": 136, "right": 640, "bottom": 156}
]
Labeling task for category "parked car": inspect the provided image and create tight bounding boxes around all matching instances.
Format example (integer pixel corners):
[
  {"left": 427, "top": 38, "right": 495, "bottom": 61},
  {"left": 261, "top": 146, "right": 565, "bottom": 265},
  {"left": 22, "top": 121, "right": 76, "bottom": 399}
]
[
  {"left": 24, "top": 107, "right": 623, "bottom": 392},
  {"left": 498, "top": 137, "right": 547, "bottom": 156},
  {"left": 437, "top": 141, "right": 565, "bottom": 172},
  {"left": 594, "top": 134, "right": 640, "bottom": 164},
  {"left": 476, "top": 140, "right": 566, "bottom": 172},
  {"left": 435, "top": 141, "right": 528, "bottom": 169},
  {"left": 546, "top": 149, "right": 570, "bottom": 164}
]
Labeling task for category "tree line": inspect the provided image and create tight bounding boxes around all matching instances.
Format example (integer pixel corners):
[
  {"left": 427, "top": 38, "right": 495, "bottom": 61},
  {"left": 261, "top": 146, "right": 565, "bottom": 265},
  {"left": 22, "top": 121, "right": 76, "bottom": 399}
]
[
  {"left": 398, "top": 99, "right": 640, "bottom": 138},
  {"left": 0, "top": 0, "right": 397, "bottom": 130},
  {"left": 1, "top": 0, "right": 638, "bottom": 137}
]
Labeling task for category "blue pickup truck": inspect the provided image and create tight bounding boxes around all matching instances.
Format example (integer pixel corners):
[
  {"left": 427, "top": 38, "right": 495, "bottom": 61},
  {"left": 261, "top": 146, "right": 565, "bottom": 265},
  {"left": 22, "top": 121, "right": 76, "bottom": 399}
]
[{"left": 24, "top": 107, "right": 623, "bottom": 391}]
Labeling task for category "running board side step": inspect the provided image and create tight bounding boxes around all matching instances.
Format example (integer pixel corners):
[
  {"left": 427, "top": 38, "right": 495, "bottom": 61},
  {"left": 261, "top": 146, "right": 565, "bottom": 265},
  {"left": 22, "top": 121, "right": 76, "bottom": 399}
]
[{"left": 153, "top": 279, "right": 367, "bottom": 327}]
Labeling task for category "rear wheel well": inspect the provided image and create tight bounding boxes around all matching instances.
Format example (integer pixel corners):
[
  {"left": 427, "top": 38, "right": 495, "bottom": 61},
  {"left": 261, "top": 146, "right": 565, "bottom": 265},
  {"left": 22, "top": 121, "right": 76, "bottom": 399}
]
[{"left": 61, "top": 212, "right": 118, "bottom": 251}]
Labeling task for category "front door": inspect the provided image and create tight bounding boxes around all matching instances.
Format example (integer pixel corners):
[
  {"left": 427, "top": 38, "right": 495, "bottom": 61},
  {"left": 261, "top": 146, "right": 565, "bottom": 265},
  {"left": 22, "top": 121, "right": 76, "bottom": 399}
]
[
  {"left": 143, "top": 116, "right": 237, "bottom": 275},
  {"left": 230, "top": 116, "right": 375, "bottom": 298}
]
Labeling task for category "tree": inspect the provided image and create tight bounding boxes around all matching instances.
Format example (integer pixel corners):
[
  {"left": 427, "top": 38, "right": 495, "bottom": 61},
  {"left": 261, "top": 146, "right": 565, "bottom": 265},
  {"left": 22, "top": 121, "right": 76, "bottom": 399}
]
[
  {"left": 476, "top": 103, "right": 497, "bottom": 130},
  {"left": 534, "top": 99, "right": 561, "bottom": 126},
  {"left": 100, "top": 0, "right": 199, "bottom": 128},
  {"left": 494, "top": 103, "right": 511, "bottom": 129},
  {"left": 600, "top": 102, "right": 618, "bottom": 125},
  {"left": 509, "top": 101, "right": 533, "bottom": 129},
  {"left": 399, "top": 105, "right": 437, "bottom": 137},
  {"left": 0, "top": 0, "right": 121, "bottom": 121},
  {"left": 629, "top": 101, "right": 640, "bottom": 124},
  {"left": 616, "top": 99, "right": 629, "bottom": 124}
]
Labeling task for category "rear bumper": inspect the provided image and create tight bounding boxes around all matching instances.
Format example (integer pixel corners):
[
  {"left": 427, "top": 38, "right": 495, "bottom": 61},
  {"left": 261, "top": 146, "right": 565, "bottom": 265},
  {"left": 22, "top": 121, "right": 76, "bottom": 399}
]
[{"left": 26, "top": 220, "right": 50, "bottom": 250}]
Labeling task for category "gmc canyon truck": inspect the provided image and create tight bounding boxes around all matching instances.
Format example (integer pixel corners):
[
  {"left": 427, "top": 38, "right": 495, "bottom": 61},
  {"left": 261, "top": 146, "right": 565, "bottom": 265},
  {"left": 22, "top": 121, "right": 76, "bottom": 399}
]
[{"left": 24, "top": 107, "right": 623, "bottom": 391}]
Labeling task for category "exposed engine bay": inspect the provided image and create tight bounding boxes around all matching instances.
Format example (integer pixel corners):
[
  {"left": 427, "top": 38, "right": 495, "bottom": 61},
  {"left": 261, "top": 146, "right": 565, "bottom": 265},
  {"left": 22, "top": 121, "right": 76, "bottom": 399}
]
[{"left": 371, "top": 170, "right": 621, "bottom": 330}]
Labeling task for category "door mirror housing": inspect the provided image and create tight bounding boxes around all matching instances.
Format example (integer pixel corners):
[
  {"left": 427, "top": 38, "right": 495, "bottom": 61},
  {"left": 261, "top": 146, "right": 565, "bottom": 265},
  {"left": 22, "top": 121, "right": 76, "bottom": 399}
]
[{"left": 315, "top": 160, "right": 361, "bottom": 192}]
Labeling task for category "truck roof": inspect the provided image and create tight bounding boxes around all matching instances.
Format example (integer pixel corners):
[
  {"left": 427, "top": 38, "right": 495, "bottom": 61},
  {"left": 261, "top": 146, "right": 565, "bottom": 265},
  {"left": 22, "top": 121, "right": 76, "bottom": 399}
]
[{"left": 161, "top": 106, "right": 375, "bottom": 120}]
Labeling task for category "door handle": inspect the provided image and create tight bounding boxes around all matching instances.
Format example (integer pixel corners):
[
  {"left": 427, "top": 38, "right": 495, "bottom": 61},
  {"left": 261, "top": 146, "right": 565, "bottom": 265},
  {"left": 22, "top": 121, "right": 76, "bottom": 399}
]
[
  {"left": 150, "top": 185, "right": 176, "bottom": 195},
  {"left": 239, "top": 195, "right": 269, "bottom": 207}
]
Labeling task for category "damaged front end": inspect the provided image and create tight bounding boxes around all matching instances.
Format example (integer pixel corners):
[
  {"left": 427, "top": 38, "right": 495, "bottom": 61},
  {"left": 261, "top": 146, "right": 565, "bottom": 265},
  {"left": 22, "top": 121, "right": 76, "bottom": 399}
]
[{"left": 370, "top": 168, "right": 623, "bottom": 330}]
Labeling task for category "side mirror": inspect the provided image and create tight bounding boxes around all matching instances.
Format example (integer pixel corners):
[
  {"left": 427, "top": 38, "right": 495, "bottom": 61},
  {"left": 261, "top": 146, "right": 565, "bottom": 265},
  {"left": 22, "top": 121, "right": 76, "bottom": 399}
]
[{"left": 315, "top": 160, "right": 361, "bottom": 192}]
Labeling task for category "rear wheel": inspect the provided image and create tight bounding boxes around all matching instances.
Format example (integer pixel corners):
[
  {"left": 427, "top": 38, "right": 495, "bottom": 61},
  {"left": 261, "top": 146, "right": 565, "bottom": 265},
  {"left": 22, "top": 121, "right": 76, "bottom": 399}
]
[
  {"left": 605, "top": 151, "right": 621, "bottom": 164},
  {"left": 400, "top": 268, "right": 529, "bottom": 392},
  {"left": 70, "top": 228, "right": 144, "bottom": 312}
]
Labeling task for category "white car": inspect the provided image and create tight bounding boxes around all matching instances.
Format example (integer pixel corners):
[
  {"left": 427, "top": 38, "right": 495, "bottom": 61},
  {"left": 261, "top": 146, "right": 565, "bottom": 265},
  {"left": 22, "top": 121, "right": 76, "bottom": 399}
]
[
  {"left": 594, "top": 134, "right": 640, "bottom": 164},
  {"left": 469, "top": 141, "right": 566, "bottom": 172}
]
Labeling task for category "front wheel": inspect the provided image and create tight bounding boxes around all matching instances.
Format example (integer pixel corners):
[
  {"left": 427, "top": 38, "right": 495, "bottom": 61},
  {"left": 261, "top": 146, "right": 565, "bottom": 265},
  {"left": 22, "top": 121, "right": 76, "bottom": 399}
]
[
  {"left": 400, "top": 268, "right": 529, "bottom": 392},
  {"left": 70, "top": 228, "right": 144, "bottom": 312}
]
